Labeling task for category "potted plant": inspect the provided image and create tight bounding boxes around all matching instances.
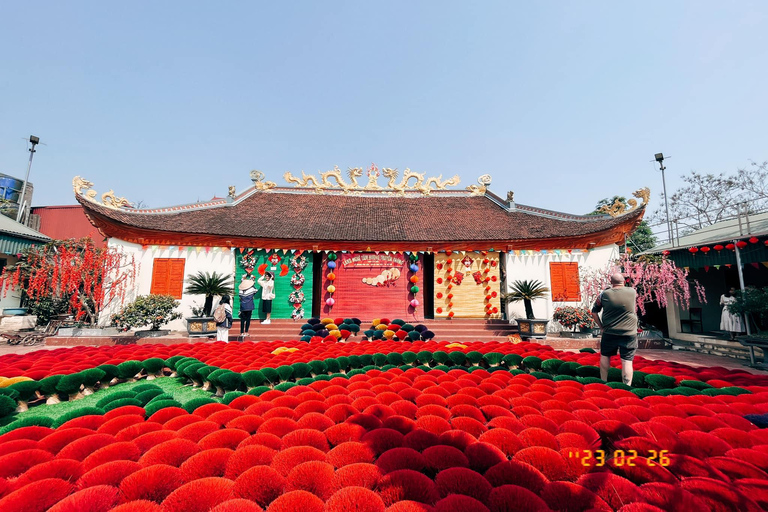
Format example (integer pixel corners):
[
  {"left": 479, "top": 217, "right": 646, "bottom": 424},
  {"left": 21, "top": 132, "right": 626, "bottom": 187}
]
[
  {"left": 503, "top": 280, "right": 550, "bottom": 339},
  {"left": 111, "top": 294, "right": 182, "bottom": 338},
  {"left": 183, "top": 271, "right": 233, "bottom": 336},
  {"left": 553, "top": 306, "right": 595, "bottom": 338}
]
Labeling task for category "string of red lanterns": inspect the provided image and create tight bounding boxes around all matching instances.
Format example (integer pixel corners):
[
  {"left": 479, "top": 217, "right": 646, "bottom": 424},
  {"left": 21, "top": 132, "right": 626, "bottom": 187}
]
[{"left": 668, "top": 236, "right": 767, "bottom": 256}]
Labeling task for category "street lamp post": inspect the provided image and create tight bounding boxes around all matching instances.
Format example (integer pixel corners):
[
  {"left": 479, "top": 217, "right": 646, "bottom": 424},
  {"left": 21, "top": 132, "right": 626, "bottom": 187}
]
[
  {"left": 655, "top": 153, "right": 673, "bottom": 247},
  {"left": 16, "top": 135, "right": 40, "bottom": 224}
]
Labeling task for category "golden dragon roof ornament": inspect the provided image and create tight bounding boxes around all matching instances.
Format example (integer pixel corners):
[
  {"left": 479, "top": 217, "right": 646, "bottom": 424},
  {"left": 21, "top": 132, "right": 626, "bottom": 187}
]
[
  {"left": 282, "top": 164, "right": 463, "bottom": 195},
  {"left": 72, "top": 176, "right": 132, "bottom": 209},
  {"left": 598, "top": 187, "right": 651, "bottom": 217}
]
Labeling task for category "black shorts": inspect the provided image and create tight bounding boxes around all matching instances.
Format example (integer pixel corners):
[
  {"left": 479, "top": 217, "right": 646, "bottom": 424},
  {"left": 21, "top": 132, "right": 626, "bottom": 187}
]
[
  {"left": 600, "top": 333, "right": 638, "bottom": 361},
  {"left": 262, "top": 300, "right": 272, "bottom": 313}
]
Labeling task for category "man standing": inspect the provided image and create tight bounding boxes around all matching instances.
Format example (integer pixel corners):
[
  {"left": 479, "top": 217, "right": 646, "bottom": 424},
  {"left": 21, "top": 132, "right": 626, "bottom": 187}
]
[{"left": 591, "top": 273, "right": 638, "bottom": 386}]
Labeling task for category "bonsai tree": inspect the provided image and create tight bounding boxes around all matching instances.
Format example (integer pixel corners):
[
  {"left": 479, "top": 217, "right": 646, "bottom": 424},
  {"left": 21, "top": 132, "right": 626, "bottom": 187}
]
[
  {"left": 184, "top": 271, "right": 234, "bottom": 316},
  {"left": 111, "top": 294, "right": 182, "bottom": 332},
  {"left": 729, "top": 287, "right": 768, "bottom": 333},
  {"left": 553, "top": 306, "right": 594, "bottom": 331},
  {"left": 503, "top": 280, "right": 550, "bottom": 319}
]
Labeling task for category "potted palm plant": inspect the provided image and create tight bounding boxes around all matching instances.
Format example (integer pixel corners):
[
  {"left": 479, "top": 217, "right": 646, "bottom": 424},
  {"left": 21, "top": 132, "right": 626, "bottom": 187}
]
[
  {"left": 184, "top": 271, "right": 234, "bottom": 336},
  {"left": 503, "top": 279, "right": 550, "bottom": 339}
]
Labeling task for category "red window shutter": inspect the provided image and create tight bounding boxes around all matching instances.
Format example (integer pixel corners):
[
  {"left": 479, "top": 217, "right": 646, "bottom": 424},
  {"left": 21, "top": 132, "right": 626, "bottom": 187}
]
[
  {"left": 549, "top": 263, "right": 566, "bottom": 302},
  {"left": 563, "top": 262, "right": 580, "bottom": 302},
  {"left": 150, "top": 259, "right": 170, "bottom": 295},
  {"left": 168, "top": 259, "right": 186, "bottom": 299}
]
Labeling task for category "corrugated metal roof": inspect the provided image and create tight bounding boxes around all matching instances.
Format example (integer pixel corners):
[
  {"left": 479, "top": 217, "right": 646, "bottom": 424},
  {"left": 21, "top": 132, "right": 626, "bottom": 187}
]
[
  {"left": 0, "top": 235, "right": 42, "bottom": 255},
  {"left": 0, "top": 213, "right": 49, "bottom": 243},
  {"left": 644, "top": 211, "right": 768, "bottom": 253}
]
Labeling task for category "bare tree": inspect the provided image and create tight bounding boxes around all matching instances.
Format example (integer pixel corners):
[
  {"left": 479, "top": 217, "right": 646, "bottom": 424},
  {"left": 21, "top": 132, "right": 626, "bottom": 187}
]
[{"left": 650, "top": 162, "right": 768, "bottom": 234}]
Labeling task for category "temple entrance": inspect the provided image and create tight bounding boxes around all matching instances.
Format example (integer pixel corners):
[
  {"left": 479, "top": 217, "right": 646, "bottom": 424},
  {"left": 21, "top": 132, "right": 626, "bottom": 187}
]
[{"left": 321, "top": 252, "right": 424, "bottom": 321}]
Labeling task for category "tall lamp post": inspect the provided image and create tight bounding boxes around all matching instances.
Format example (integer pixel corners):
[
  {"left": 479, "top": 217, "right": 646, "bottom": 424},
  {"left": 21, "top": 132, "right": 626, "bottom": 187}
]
[
  {"left": 16, "top": 135, "right": 39, "bottom": 224},
  {"left": 654, "top": 152, "right": 673, "bottom": 247}
]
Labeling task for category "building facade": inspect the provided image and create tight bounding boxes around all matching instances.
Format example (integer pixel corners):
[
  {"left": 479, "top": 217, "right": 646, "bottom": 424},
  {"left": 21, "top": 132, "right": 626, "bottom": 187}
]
[{"left": 73, "top": 169, "right": 646, "bottom": 330}]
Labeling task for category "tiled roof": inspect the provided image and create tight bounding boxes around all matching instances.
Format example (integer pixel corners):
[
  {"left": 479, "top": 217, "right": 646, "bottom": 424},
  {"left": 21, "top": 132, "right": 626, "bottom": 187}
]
[{"left": 77, "top": 188, "right": 644, "bottom": 245}]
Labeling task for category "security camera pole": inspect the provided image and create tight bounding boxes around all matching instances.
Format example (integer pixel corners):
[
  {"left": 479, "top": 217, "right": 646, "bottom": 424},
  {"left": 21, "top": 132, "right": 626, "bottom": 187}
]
[
  {"left": 16, "top": 135, "right": 39, "bottom": 224},
  {"left": 654, "top": 153, "right": 673, "bottom": 247}
]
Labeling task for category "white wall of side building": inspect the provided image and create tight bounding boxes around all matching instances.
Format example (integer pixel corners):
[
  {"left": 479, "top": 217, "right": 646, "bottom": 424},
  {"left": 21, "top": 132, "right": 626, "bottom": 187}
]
[
  {"left": 504, "top": 244, "right": 619, "bottom": 330},
  {"left": 101, "top": 238, "right": 235, "bottom": 330}
]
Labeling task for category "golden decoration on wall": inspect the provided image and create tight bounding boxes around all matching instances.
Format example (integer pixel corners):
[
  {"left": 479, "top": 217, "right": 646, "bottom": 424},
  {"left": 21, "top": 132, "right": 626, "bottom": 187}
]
[
  {"left": 598, "top": 187, "right": 651, "bottom": 217},
  {"left": 466, "top": 174, "right": 492, "bottom": 196},
  {"left": 282, "top": 164, "right": 461, "bottom": 195},
  {"left": 72, "top": 176, "right": 132, "bottom": 209},
  {"left": 249, "top": 170, "right": 277, "bottom": 191}
]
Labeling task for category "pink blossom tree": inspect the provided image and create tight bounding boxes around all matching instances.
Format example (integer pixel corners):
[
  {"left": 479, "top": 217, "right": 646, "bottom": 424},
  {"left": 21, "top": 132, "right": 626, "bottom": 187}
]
[{"left": 580, "top": 254, "right": 706, "bottom": 315}]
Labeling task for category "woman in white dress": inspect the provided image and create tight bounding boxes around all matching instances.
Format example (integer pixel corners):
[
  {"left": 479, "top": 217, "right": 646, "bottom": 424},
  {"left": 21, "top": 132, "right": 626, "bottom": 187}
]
[{"left": 720, "top": 287, "right": 743, "bottom": 340}]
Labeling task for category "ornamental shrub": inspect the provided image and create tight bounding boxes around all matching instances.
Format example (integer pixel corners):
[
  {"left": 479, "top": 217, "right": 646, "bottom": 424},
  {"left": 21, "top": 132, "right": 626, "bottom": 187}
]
[{"left": 111, "top": 294, "right": 182, "bottom": 331}]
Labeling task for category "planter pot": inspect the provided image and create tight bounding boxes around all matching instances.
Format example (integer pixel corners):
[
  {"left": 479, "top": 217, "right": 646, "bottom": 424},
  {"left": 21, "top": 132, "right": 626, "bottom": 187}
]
[
  {"left": 2, "top": 308, "right": 28, "bottom": 316},
  {"left": 516, "top": 318, "right": 549, "bottom": 339},
  {"left": 135, "top": 329, "right": 170, "bottom": 338},
  {"left": 560, "top": 331, "right": 593, "bottom": 339},
  {"left": 186, "top": 317, "right": 217, "bottom": 337}
]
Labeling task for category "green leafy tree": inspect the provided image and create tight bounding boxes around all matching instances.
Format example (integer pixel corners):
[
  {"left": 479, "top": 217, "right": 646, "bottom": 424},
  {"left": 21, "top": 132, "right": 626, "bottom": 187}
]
[
  {"left": 728, "top": 287, "right": 768, "bottom": 332},
  {"left": 591, "top": 196, "right": 656, "bottom": 253},
  {"left": 503, "top": 280, "right": 550, "bottom": 319},
  {"left": 184, "top": 271, "right": 233, "bottom": 316},
  {"left": 111, "top": 294, "right": 182, "bottom": 331}
]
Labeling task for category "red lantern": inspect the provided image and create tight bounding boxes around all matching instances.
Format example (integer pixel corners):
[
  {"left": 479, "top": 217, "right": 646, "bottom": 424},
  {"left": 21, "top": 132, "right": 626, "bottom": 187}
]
[
  {"left": 700, "top": 246, "right": 710, "bottom": 253},
  {"left": 662, "top": 250, "right": 671, "bottom": 256},
  {"left": 726, "top": 243, "right": 735, "bottom": 250},
  {"left": 749, "top": 237, "right": 759, "bottom": 244},
  {"left": 446, "top": 259, "right": 453, "bottom": 265},
  {"left": 446, "top": 250, "right": 452, "bottom": 256},
  {"left": 736, "top": 240, "right": 748, "bottom": 249},
  {"left": 689, "top": 247, "right": 699, "bottom": 254},
  {"left": 714, "top": 244, "right": 724, "bottom": 251},
  {"left": 327, "top": 273, "right": 336, "bottom": 281}
]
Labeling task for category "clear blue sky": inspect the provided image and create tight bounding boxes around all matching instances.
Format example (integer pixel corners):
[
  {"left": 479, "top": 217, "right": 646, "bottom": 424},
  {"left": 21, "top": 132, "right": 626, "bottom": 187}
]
[{"left": 1, "top": 1, "right": 766, "bottom": 230}]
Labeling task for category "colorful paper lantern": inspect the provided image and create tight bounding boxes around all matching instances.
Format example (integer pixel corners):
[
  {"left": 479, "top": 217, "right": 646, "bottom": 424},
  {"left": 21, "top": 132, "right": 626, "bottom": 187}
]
[
  {"left": 327, "top": 273, "right": 336, "bottom": 281},
  {"left": 447, "top": 294, "right": 453, "bottom": 299},
  {"left": 410, "top": 299, "right": 419, "bottom": 307},
  {"left": 410, "top": 264, "right": 419, "bottom": 272},
  {"left": 749, "top": 237, "right": 759, "bottom": 244},
  {"left": 436, "top": 263, "right": 443, "bottom": 270},
  {"left": 714, "top": 245, "right": 724, "bottom": 251},
  {"left": 410, "top": 276, "right": 419, "bottom": 283},
  {"left": 448, "top": 311, "right": 454, "bottom": 318},
  {"left": 326, "top": 298, "right": 335, "bottom": 306},
  {"left": 436, "top": 307, "right": 443, "bottom": 313},
  {"left": 437, "top": 278, "right": 443, "bottom": 284},
  {"left": 736, "top": 240, "right": 748, "bottom": 249},
  {"left": 726, "top": 243, "right": 735, "bottom": 250},
  {"left": 700, "top": 246, "right": 710, "bottom": 253},
  {"left": 328, "top": 261, "right": 337, "bottom": 269},
  {"left": 410, "top": 286, "right": 419, "bottom": 293},
  {"left": 327, "top": 285, "right": 336, "bottom": 293},
  {"left": 689, "top": 247, "right": 699, "bottom": 254}
]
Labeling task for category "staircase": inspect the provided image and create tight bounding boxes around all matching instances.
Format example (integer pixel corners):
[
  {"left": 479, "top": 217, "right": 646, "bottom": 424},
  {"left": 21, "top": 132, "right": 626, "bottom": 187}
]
[{"left": 229, "top": 318, "right": 518, "bottom": 343}]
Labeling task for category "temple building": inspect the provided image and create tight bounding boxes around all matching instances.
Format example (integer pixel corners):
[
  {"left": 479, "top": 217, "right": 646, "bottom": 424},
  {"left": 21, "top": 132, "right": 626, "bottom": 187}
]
[{"left": 73, "top": 167, "right": 647, "bottom": 330}]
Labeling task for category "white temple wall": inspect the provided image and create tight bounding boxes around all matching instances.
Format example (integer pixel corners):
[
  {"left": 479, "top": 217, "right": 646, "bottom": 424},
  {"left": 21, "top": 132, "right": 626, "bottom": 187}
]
[
  {"left": 100, "top": 238, "right": 235, "bottom": 330},
  {"left": 504, "top": 244, "right": 618, "bottom": 330}
]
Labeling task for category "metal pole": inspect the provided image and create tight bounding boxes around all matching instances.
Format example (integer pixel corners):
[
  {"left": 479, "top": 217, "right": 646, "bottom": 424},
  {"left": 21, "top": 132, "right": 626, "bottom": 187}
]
[
  {"left": 733, "top": 241, "right": 751, "bottom": 336},
  {"left": 660, "top": 164, "right": 673, "bottom": 247},
  {"left": 16, "top": 137, "right": 38, "bottom": 223}
]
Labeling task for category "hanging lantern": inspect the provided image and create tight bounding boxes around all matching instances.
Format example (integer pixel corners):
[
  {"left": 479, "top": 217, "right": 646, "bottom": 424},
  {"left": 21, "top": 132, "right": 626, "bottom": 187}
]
[
  {"left": 410, "top": 276, "right": 419, "bottom": 283},
  {"left": 326, "top": 298, "right": 335, "bottom": 306},
  {"left": 327, "top": 273, "right": 336, "bottom": 281},
  {"left": 725, "top": 243, "right": 735, "bottom": 250},
  {"left": 736, "top": 240, "right": 748, "bottom": 249},
  {"left": 410, "top": 299, "right": 419, "bottom": 308},
  {"left": 714, "top": 245, "right": 724, "bottom": 251},
  {"left": 700, "top": 246, "right": 710, "bottom": 254},
  {"left": 437, "top": 278, "right": 443, "bottom": 284},
  {"left": 436, "top": 292, "right": 443, "bottom": 299},
  {"left": 446, "top": 259, "right": 453, "bottom": 265},
  {"left": 327, "top": 285, "right": 336, "bottom": 293},
  {"left": 662, "top": 250, "right": 671, "bottom": 256},
  {"left": 436, "top": 263, "right": 443, "bottom": 270},
  {"left": 410, "top": 285, "right": 419, "bottom": 293},
  {"left": 749, "top": 237, "right": 759, "bottom": 244},
  {"left": 328, "top": 261, "right": 337, "bottom": 269},
  {"left": 688, "top": 247, "right": 699, "bottom": 254},
  {"left": 410, "top": 264, "right": 419, "bottom": 273},
  {"left": 436, "top": 307, "right": 443, "bottom": 314}
]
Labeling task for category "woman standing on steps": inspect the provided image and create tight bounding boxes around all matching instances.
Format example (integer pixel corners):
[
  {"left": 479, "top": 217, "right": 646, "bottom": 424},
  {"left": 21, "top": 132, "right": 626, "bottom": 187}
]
[
  {"left": 720, "top": 287, "right": 743, "bottom": 340},
  {"left": 238, "top": 278, "right": 256, "bottom": 340},
  {"left": 257, "top": 271, "right": 275, "bottom": 324}
]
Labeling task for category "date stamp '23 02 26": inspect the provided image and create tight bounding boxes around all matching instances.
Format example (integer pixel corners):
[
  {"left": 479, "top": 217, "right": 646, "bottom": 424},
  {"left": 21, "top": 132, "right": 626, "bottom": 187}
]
[{"left": 568, "top": 450, "right": 671, "bottom": 467}]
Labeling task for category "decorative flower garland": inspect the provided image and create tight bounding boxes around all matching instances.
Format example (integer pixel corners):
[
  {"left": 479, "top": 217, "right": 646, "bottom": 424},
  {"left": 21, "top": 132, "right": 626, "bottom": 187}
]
[
  {"left": 290, "top": 254, "right": 307, "bottom": 273},
  {"left": 291, "top": 307, "right": 305, "bottom": 320},
  {"left": 290, "top": 273, "right": 305, "bottom": 287},
  {"left": 240, "top": 250, "right": 257, "bottom": 274},
  {"left": 288, "top": 290, "right": 305, "bottom": 304}
]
